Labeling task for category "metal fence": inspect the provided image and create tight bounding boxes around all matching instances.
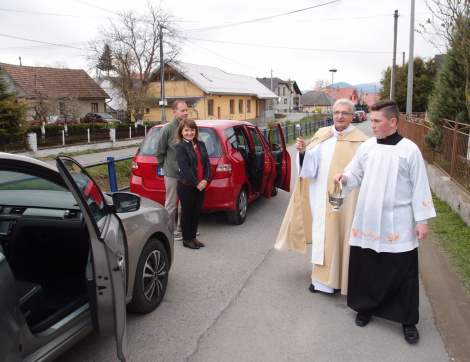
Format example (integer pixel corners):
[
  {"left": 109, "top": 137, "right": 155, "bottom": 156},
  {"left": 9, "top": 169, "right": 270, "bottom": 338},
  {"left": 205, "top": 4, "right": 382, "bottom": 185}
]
[
  {"left": 0, "top": 134, "right": 29, "bottom": 153},
  {"left": 115, "top": 126, "right": 147, "bottom": 140},
  {"left": 398, "top": 114, "right": 470, "bottom": 193},
  {"left": 262, "top": 118, "right": 334, "bottom": 143}
]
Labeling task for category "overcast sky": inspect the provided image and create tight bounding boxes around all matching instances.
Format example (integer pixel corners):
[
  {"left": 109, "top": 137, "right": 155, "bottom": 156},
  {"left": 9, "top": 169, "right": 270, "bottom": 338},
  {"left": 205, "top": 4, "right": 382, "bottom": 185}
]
[{"left": 1, "top": 0, "right": 440, "bottom": 91}]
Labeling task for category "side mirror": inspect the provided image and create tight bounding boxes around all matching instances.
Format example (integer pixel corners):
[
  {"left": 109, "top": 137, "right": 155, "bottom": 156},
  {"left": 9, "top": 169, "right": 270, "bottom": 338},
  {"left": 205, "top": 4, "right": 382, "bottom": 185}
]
[{"left": 112, "top": 192, "right": 141, "bottom": 213}]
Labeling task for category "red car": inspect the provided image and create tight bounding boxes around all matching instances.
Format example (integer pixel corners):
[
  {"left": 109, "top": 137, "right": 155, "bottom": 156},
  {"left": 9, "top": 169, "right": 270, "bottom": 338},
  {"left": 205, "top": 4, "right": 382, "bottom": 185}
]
[{"left": 130, "top": 119, "right": 291, "bottom": 224}]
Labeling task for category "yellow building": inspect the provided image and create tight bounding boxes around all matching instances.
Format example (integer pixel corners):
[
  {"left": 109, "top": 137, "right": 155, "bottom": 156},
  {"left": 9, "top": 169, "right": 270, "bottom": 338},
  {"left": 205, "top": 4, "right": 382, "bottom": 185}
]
[{"left": 145, "top": 63, "right": 277, "bottom": 124}]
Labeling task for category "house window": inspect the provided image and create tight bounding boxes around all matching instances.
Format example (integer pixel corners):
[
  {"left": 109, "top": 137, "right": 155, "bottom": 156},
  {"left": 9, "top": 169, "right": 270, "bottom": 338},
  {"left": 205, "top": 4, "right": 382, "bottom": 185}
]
[
  {"left": 91, "top": 103, "right": 98, "bottom": 112},
  {"left": 146, "top": 108, "right": 150, "bottom": 114},
  {"left": 278, "top": 88, "right": 280, "bottom": 96},
  {"left": 208, "top": 100, "right": 214, "bottom": 116},
  {"left": 238, "top": 99, "right": 243, "bottom": 114},
  {"left": 230, "top": 99, "right": 235, "bottom": 114},
  {"left": 246, "top": 100, "right": 251, "bottom": 113},
  {"left": 284, "top": 99, "right": 288, "bottom": 104},
  {"left": 283, "top": 87, "right": 286, "bottom": 96}
]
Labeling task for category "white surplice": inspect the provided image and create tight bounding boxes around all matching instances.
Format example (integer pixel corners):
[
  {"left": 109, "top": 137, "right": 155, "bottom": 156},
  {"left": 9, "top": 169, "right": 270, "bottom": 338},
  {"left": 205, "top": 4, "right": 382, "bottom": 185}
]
[
  {"left": 343, "top": 137, "right": 436, "bottom": 252},
  {"left": 297, "top": 125, "right": 356, "bottom": 293}
]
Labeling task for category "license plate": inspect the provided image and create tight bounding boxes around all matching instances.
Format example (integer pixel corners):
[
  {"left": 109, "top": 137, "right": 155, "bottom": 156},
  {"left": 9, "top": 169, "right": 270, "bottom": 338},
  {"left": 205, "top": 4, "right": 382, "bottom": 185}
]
[{"left": 157, "top": 167, "right": 162, "bottom": 176}]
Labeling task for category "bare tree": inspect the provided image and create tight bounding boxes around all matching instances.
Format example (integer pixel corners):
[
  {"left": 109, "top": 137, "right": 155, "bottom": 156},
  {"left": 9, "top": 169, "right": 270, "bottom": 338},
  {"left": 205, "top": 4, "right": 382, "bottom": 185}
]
[
  {"left": 314, "top": 79, "right": 330, "bottom": 90},
  {"left": 87, "top": 2, "right": 181, "bottom": 121},
  {"left": 418, "top": 0, "right": 470, "bottom": 116}
]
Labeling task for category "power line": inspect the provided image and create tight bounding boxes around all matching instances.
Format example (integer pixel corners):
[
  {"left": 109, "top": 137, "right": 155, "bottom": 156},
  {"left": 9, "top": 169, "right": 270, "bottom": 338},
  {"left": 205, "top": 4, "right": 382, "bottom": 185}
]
[
  {"left": 0, "top": 8, "right": 111, "bottom": 19},
  {"left": 0, "top": 34, "right": 83, "bottom": 50},
  {"left": 184, "top": 0, "right": 341, "bottom": 33},
  {"left": 186, "top": 37, "right": 396, "bottom": 54}
]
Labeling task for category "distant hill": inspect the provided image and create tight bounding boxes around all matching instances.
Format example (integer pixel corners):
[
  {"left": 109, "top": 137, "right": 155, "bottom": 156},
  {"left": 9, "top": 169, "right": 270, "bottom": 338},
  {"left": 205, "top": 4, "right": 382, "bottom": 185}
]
[
  {"left": 354, "top": 82, "right": 382, "bottom": 94},
  {"left": 302, "top": 81, "right": 382, "bottom": 94}
]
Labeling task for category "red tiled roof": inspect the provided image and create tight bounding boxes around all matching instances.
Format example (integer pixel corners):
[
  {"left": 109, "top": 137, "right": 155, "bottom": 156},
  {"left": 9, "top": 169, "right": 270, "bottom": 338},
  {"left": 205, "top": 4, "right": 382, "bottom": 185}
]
[
  {"left": 319, "top": 87, "right": 359, "bottom": 103},
  {"left": 0, "top": 63, "right": 109, "bottom": 99}
]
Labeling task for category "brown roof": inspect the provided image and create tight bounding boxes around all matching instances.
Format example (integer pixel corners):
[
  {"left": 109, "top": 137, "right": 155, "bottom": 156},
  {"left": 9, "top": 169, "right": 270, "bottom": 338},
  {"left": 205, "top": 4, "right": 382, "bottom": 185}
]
[
  {"left": 300, "top": 91, "right": 334, "bottom": 106},
  {"left": 0, "top": 63, "right": 109, "bottom": 99}
]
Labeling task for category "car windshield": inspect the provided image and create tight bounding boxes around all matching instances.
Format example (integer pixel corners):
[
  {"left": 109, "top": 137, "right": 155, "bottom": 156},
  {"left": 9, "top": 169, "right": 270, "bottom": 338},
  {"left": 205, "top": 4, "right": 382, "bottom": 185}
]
[
  {"left": 101, "top": 114, "right": 113, "bottom": 119},
  {"left": 0, "top": 170, "right": 67, "bottom": 191}
]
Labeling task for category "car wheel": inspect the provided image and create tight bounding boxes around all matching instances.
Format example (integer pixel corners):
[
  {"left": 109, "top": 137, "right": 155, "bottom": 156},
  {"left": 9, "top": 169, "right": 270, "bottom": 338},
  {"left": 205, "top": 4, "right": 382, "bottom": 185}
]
[
  {"left": 271, "top": 187, "right": 278, "bottom": 196},
  {"left": 127, "top": 238, "right": 169, "bottom": 314},
  {"left": 228, "top": 187, "right": 248, "bottom": 225}
]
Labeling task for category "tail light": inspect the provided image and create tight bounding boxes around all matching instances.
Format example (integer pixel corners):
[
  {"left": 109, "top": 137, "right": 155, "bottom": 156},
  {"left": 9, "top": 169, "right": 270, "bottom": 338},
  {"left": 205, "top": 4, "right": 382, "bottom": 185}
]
[
  {"left": 132, "top": 161, "right": 142, "bottom": 176},
  {"left": 213, "top": 154, "right": 232, "bottom": 179}
]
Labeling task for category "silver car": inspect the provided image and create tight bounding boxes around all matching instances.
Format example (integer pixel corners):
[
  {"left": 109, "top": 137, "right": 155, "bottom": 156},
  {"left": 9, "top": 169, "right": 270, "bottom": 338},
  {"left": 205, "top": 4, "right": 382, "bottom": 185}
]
[{"left": 0, "top": 153, "right": 174, "bottom": 361}]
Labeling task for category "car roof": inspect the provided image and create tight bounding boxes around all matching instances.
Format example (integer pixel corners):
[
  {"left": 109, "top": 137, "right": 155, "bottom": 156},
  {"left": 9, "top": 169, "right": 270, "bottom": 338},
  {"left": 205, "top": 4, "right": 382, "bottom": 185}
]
[
  {"left": 0, "top": 152, "right": 58, "bottom": 172},
  {"left": 149, "top": 119, "right": 253, "bottom": 131}
]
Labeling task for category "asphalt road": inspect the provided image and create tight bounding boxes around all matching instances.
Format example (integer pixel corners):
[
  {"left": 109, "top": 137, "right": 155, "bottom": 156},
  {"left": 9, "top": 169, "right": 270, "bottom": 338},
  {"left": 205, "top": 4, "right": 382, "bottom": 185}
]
[{"left": 56, "top": 121, "right": 450, "bottom": 362}]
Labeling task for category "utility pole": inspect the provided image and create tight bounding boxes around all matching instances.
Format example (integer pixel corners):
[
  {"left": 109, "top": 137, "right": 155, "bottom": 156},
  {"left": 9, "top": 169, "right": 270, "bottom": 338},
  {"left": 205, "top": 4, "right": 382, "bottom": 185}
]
[
  {"left": 329, "top": 69, "right": 337, "bottom": 112},
  {"left": 406, "top": 0, "right": 415, "bottom": 116},
  {"left": 159, "top": 24, "right": 167, "bottom": 123},
  {"left": 390, "top": 10, "right": 399, "bottom": 100}
]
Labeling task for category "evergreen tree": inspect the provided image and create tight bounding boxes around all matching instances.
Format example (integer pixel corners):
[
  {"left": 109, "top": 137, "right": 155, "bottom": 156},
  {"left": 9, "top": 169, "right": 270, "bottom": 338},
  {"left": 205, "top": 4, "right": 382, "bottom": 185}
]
[
  {"left": 379, "top": 57, "right": 437, "bottom": 112},
  {"left": 0, "top": 72, "right": 28, "bottom": 136},
  {"left": 425, "top": 49, "right": 468, "bottom": 151},
  {"left": 97, "top": 44, "right": 113, "bottom": 73}
]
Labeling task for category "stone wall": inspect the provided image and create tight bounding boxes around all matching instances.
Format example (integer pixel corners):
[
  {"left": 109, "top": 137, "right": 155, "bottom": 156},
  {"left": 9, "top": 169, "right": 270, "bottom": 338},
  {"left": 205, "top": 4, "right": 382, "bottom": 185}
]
[{"left": 427, "top": 164, "right": 470, "bottom": 227}]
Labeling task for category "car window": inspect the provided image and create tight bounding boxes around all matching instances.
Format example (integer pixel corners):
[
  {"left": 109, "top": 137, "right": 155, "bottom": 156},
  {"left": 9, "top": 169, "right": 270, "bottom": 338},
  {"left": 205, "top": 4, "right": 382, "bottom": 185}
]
[
  {"left": 0, "top": 170, "right": 67, "bottom": 191},
  {"left": 61, "top": 159, "right": 108, "bottom": 228},
  {"left": 248, "top": 128, "right": 264, "bottom": 153},
  {"left": 226, "top": 127, "right": 249, "bottom": 153},
  {"left": 199, "top": 127, "right": 222, "bottom": 158},
  {"left": 138, "top": 127, "right": 162, "bottom": 156}
]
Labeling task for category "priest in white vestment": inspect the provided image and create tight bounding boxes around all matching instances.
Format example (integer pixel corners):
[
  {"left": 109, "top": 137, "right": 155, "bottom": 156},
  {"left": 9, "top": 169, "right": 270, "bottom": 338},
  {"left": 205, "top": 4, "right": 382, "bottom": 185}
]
[
  {"left": 334, "top": 99, "right": 436, "bottom": 344},
  {"left": 275, "top": 99, "right": 368, "bottom": 295}
]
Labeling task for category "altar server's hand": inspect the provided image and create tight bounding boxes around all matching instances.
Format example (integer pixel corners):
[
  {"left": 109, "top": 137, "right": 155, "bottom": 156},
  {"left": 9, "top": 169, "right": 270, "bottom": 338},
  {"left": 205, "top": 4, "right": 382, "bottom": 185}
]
[
  {"left": 295, "top": 137, "right": 307, "bottom": 154},
  {"left": 333, "top": 173, "right": 347, "bottom": 184},
  {"left": 415, "top": 223, "right": 428, "bottom": 240}
]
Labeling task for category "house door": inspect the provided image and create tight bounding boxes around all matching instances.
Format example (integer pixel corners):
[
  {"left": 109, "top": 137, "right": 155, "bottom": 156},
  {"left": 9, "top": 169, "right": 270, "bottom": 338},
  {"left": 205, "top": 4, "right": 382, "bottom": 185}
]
[{"left": 217, "top": 107, "right": 221, "bottom": 119}]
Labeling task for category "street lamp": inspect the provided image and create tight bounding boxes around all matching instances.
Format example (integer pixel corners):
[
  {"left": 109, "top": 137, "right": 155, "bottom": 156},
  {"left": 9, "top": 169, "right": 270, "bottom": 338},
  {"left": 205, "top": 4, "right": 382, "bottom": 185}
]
[{"left": 329, "top": 68, "right": 337, "bottom": 113}]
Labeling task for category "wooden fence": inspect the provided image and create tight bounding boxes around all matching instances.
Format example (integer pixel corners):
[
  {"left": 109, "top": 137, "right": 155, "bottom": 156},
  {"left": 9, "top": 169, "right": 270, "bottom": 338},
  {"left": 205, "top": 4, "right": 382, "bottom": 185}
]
[{"left": 398, "top": 113, "right": 470, "bottom": 194}]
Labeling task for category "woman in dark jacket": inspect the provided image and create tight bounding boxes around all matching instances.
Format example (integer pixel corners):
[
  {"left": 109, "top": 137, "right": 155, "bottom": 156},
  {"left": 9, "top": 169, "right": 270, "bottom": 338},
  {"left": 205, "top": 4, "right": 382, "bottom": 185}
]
[{"left": 175, "top": 119, "right": 211, "bottom": 249}]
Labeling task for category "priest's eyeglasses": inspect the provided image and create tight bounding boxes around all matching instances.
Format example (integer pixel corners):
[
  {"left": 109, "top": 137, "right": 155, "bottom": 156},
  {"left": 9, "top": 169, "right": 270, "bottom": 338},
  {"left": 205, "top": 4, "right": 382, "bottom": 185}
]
[{"left": 333, "top": 111, "right": 353, "bottom": 116}]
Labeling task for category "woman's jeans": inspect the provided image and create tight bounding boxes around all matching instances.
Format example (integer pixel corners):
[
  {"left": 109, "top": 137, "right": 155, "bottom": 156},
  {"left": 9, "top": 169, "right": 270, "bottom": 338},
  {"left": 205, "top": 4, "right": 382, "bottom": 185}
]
[{"left": 177, "top": 182, "right": 205, "bottom": 241}]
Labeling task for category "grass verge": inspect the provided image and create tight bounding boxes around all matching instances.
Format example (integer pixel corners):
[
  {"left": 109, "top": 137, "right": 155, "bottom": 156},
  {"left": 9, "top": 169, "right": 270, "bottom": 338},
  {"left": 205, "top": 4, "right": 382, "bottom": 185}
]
[
  {"left": 85, "top": 159, "right": 133, "bottom": 192},
  {"left": 429, "top": 193, "right": 470, "bottom": 295}
]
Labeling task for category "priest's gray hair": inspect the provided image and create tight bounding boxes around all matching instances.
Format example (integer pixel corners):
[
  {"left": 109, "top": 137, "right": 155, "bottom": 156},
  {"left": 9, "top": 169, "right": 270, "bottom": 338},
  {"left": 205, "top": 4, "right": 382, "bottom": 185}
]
[{"left": 333, "top": 98, "right": 355, "bottom": 114}]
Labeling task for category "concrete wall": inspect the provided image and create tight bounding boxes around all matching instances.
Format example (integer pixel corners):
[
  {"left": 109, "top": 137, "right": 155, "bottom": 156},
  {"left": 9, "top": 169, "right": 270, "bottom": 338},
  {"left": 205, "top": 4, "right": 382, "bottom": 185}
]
[{"left": 427, "top": 163, "right": 470, "bottom": 227}]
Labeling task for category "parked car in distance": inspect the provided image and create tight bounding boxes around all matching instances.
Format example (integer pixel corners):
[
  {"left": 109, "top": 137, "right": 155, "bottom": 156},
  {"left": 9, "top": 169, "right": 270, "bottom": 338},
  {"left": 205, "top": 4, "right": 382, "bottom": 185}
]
[
  {"left": 81, "top": 112, "right": 121, "bottom": 124},
  {"left": 353, "top": 112, "right": 361, "bottom": 123},
  {"left": 130, "top": 119, "right": 291, "bottom": 225},
  {"left": 0, "top": 152, "right": 174, "bottom": 362},
  {"left": 356, "top": 110, "right": 366, "bottom": 122},
  {"left": 48, "top": 115, "right": 78, "bottom": 125}
]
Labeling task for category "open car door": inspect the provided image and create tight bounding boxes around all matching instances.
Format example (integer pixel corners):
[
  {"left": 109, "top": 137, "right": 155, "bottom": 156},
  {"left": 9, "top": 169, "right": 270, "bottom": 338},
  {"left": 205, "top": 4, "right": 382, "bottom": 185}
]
[
  {"left": 246, "top": 126, "right": 276, "bottom": 197},
  {"left": 268, "top": 124, "right": 291, "bottom": 192},
  {"left": 56, "top": 156, "right": 127, "bottom": 362}
]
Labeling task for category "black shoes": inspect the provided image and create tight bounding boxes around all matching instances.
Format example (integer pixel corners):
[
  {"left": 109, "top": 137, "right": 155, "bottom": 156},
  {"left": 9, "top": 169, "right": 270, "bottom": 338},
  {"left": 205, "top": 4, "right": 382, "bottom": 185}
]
[
  {"left": 193, "top": 238, "right": 205, "bottom": 247},
  {"left": 309, "top": 284, "right": 318, "bottom": 293},
  {"left": 402, "top": 324, "right": 420, "bottom": 343},
  {"left": 355, "top": 313, "right": 370, "bottom": 327},
  {"left": 183, "top": 240, "right": 199, "bottom": 249}
]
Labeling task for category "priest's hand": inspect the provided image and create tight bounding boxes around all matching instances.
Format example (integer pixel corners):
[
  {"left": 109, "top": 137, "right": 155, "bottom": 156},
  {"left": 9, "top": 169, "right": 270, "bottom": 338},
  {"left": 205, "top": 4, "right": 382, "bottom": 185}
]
[
  {"left": 333, "top": 173, "right": 347, "bottom": 184},
  {"left": 295, "top": 137, "right": 307, "bottom": 154},
  {"left": 415, "top": 223, "right": 428, "bottom": 240}
]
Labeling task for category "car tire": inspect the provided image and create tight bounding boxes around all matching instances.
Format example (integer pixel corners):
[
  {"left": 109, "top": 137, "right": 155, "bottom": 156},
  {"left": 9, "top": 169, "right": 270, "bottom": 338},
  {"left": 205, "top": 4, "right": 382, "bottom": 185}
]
[
  {"left": 271, "top": 187, "right": 278, "bottom": 196},
  {"left": 228, "top": 187, "right": 248, "bottom": 225},
  {"left": 127, "top": 238, "right": 169, "bottom": 314}
]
